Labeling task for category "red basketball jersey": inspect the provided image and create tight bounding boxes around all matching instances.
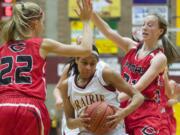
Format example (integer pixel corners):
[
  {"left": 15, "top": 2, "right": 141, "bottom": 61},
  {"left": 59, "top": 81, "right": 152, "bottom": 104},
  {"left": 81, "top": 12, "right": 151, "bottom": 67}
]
[
  {"left": 0, "top": 38, "right": 46, "bottom": 100},
  {"left": 121, "top": 44, "right": 164, "bottom": 127},
  {"left": 165, "top": 105, "right": 176, "bottom": 134},
  {"left": 160, "top": 94, "right": 176, "bottom": 134}
]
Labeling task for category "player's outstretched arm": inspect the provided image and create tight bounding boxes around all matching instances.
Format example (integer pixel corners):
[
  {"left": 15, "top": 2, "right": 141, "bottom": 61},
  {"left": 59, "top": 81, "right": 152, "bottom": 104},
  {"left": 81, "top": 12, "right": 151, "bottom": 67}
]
[
  {"left": 41, "top": 0, "right": 93, "bottom": 58},
  {"left": 102, "top": 66, "right": 144, "bottom": 127},
  {"left": 91, "top": 12, "right": 136, "bottom": 53},
  {"left": 53, "top": 64, "right": 70, "bottom": 110}
]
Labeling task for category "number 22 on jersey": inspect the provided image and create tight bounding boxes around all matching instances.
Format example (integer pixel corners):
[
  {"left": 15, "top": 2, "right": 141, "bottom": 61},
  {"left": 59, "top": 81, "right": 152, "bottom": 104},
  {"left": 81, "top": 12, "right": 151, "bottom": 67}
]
[{"left": 0, "top": 55, "right": 33, "bottom": 85}]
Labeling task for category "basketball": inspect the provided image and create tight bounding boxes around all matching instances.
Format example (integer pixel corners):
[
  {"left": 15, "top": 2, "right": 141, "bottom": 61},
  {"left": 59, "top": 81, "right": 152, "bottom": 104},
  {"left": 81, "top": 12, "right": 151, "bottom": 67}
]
[{"left": 85, "top": 101, "right": 116, "bottom": 135}]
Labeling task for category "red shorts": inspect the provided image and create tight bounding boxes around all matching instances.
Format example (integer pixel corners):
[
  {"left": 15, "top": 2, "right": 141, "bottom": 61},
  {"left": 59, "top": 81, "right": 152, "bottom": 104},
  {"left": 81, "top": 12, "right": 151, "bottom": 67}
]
[
  {"left": 127, "top": 126, "right": 165, "bottom": 135},
  {"left": 160, "top": 112, "right": 176, "bottom": 135},
  {"left": 0, "top": 96, "right": 50, "bottom": 135},
  {"left": 127, "top": 125, "right": 171, "bottom": 135},
  {"left": 125, "top": 116, "right": 170, "bottom": 135},
  {"left": 169, "top": 115, "right": 176, "bottom": 135},
  {"left": 166, "top": 107, "right": 176, "bottom": 135}
]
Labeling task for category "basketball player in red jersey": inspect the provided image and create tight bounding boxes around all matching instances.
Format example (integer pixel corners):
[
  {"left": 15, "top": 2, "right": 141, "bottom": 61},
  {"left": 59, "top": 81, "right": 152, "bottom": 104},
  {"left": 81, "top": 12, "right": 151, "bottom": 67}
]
[
  {"left": 0, "top": 1, "right": 93, "bottom": 135},
  {"left": 161, "top": 69, "right": 180, "bottom": 135},
  {"left": 168, "top": 80, "right": 180, "bottom": 135},
  {"left": 90, "top": 5, "right": 180, "bottom": 135}
]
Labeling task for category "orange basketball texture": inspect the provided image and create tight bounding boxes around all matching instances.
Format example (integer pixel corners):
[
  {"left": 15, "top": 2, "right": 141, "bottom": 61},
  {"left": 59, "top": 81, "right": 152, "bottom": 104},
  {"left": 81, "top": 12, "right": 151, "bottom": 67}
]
[{"left": 85, "top": 101, "right": 115, "bottom": 135}]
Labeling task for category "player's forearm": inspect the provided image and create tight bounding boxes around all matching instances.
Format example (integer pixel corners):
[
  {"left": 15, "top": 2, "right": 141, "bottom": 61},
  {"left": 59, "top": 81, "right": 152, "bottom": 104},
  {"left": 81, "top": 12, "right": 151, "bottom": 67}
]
[
  {"left": 67, "top": 118, "right": 82, "bottom": 129},
  {"left": 174, "top": 83, "right": 180, "bottom": 96},
  {"left": 163, "top": 72, "right": 174, "bottom": 98},
  {"left": 80, "top": 21, "right": 93, "bottom": 55},
  {"left": 122, "top": 92, "right": 144, "bottom": 117},
  {"left": 91, "top": 12, "right": 113, "bottom": 38},
  {"left": 53, "top": 87, "right": 62, "bottom": 101}
]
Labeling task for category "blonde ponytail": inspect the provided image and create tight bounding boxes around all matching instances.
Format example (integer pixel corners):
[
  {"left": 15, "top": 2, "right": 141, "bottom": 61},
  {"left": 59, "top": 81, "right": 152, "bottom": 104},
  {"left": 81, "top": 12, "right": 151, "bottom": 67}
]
[{"left": 1, "top": 2, "right": 43, "bottom": 43}]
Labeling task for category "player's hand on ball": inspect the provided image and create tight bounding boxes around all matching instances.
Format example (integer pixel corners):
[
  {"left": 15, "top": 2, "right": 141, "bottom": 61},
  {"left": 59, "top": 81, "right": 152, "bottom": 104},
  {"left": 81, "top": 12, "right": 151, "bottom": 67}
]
[
  {"left": 77, "top": 111, "right": 91, "bottom": 129},
  {"left": 106, "top": 107, "right": 124, "bottom": 129}
]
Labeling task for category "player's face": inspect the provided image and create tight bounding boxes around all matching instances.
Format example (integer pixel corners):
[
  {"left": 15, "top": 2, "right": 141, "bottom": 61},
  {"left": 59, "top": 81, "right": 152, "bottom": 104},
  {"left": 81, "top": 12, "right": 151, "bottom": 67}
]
[
  {"left": 76, "top": 54, "right": 98, "bottom": 79},
  {"left": 142, "top": 15, "right": 163, "bottom": 41}
]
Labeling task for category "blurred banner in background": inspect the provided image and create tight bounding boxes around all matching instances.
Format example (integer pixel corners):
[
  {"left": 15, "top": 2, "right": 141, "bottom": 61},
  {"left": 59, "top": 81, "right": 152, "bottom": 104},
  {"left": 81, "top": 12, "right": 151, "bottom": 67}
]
[
  {"left": 133, "top": 0, "right": 167, "bottom": 4},
  {"left": 70, "top": 20, "right": 119, "bottom": 54},
  {"left": 176, "top": 0, "right": 180, "bottom": 46},
  {"left": 68, "top": 0, "right": 121, "bottom": 19}
]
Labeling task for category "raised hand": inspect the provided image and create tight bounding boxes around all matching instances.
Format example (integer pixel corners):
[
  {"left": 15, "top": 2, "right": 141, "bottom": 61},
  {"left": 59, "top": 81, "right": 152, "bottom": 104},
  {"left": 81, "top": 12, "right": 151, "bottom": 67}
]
[{"left": 75, "top": 0, "right": 92, "bottom": 21}]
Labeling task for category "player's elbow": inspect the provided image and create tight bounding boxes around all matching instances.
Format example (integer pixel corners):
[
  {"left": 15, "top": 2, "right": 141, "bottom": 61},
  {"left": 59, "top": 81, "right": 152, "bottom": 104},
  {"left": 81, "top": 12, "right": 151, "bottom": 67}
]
[{"left": 66, "top": 120, "right": 76, "bottom": 130}]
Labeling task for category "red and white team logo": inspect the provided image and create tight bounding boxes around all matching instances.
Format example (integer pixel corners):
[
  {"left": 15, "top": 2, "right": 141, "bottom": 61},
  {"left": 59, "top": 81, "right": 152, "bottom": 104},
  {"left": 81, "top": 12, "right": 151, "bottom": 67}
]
[
  {"left": 142, "top": 126, "right": 157, "bottom": 135},
  {"left": 9, "top": 43, "right": 26, "bottom": 52}
]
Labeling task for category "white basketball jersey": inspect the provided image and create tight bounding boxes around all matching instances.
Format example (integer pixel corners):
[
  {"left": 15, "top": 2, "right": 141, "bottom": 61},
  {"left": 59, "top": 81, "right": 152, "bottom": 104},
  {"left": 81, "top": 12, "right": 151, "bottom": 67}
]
[
  {"left": 67, "top": 61, "right": 128, "bottom": 135},
  {"left": 61, "top": 61, "right": 108, "bottom": 135}
]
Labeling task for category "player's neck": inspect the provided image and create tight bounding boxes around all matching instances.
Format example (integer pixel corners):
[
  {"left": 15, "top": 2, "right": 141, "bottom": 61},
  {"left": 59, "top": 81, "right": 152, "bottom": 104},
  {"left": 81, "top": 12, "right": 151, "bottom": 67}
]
[{"left": 76, "top": 75, "right": 90, "bottom": 86}]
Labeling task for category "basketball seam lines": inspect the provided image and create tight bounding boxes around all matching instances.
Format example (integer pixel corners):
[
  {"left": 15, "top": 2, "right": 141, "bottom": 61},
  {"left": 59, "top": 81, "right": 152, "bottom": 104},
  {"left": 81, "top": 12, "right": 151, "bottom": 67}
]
[{"left": 94, "top": 102, "right": 108, "bottom": 134}]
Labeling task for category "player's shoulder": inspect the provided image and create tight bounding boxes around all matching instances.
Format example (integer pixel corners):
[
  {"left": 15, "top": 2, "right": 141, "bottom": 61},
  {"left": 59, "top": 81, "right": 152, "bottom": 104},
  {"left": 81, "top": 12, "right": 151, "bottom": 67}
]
[
  {"left": 152, "top": 51, "right": 167, "bottom": 64},
  {"left": 26, "top": 37, "right": 42, "bottom": 43}
]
